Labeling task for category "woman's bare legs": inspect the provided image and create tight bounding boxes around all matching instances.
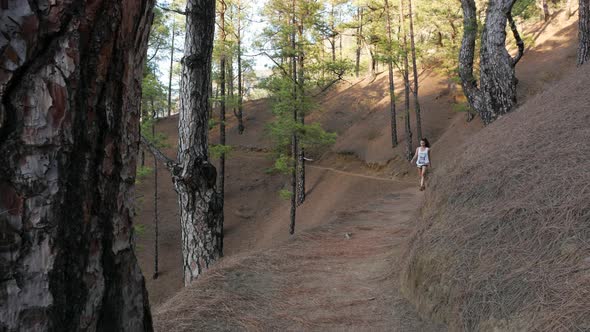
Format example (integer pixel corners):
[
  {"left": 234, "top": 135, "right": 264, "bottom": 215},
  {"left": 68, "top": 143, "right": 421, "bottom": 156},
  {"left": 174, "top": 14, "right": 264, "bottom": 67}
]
[
  {"left": 417, "top": 167, "right": 423, "bottom": 189},
  {"left": 420, "top": 166, "right": 427, "bottom": 190}
]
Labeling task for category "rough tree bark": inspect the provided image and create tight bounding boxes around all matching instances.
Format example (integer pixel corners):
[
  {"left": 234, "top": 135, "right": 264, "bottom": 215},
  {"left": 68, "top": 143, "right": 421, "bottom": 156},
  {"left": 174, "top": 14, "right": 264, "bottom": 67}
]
[
  {"left": 0, "top": 1, "right": 154, "bottom": 331},
  {"left": 142, "top": 0, "right": 223, "bottom": 286},
  {"left": 459, "top": 0, "right": 524, "bottom": 125},
  {"left": 408, "top": 0, "right": 422, "bottom": 141},
  {"left": 579, "top": 0, "right": 590, "bottom": 65},
  {"left": 168, "top": 23, "right": 176, "bottom": 117},
  {"left": 384, "top": 0, "right": 398, "bottom": 147},
  {"left": 400, "top": 0, "right": 413, "bottom": 160}
]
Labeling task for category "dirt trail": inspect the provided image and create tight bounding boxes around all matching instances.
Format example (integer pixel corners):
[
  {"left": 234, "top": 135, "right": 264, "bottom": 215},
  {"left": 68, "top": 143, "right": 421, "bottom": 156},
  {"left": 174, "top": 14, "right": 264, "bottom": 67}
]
[
  {"left": 236, "top": 149, "right": 415, "bottom": 184},
  {"left": 155, "top": 185, "right": 445, "bottom": 331}
]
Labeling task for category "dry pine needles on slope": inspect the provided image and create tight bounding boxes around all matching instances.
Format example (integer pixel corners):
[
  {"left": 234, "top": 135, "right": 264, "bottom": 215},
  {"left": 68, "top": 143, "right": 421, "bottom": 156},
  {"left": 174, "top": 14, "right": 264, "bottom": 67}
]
[{"left": 401, "top": 65, "right": 590, "bottom": 331}]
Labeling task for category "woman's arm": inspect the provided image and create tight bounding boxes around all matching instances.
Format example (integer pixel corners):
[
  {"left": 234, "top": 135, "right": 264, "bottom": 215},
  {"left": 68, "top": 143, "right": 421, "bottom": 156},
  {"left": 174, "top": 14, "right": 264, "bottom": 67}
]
[
  {"left": 410, "top": 148, "right": 418, "bottom": 164},
  {"left": 428, "top": 149, "right": 432, "bottom": 167}
]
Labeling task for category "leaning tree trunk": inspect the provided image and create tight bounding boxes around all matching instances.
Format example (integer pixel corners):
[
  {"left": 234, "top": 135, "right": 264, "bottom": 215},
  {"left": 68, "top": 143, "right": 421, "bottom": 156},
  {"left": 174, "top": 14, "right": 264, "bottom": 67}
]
[
  {"left": 384, "top": 0, "right": 398, "bottom": 147},
  {"left": 176, "top": 0, "right": 223, "bottom": 285},
  {"left": 459, "top": 0, "right": 524, "bottom": 125},
  {"left": 0, "top": 1, "right": 154, "bottom": 331},
  {"left": 579, "top": 0, "right": 590, "bottom": 65},
  {"left": 401, "top": 0, "right": 413, "bottom": 160}
]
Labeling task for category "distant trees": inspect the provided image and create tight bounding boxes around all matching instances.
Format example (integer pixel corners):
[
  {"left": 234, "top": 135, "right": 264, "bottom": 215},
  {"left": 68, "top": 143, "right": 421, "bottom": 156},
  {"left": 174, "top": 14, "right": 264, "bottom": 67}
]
[
  {"left": 259, "top": 0, "right": 337, "bottom": 233},
  {"left": 579, "top": 0, "right": 590, "bottom": 65},
  {"left": 458, "top": 0, "right": 524, "bottom": 125},
  {"left": 0, "top": 1, "right": 154, "bottom": 330}
]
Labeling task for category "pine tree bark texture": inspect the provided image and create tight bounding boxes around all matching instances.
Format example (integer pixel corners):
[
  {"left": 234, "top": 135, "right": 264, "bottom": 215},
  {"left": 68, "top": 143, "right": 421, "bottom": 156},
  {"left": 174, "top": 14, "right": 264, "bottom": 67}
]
[
  {"left": 0, "top": 1, "right": 154, "bottom": 331},
  {"left": 579, "top": 0, "right": 590, "bottom": 65},
  {"left": 459, "top": 0, "right": 523, "bottom": 125},
  {"left": 176, "top": 0, "right": 223, "bottom": 285}
]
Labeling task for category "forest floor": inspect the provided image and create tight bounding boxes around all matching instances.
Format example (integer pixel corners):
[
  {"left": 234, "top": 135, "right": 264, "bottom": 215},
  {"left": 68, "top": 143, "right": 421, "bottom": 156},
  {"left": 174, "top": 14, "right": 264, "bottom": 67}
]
[
  {"left": 134, "top": 12, "right": 579, "bottom": 330},
  {"left": 153, "top": 183, "right": 447, "bottom": 331}
]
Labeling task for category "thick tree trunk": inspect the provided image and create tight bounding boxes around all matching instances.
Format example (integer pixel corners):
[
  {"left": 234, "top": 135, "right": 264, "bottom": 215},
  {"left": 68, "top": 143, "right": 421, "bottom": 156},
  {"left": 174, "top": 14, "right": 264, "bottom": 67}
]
[
  {"left": 408, "top": 0, "right": 422, "bottom": 141},
  {"left": 579, "top": 0, "right": 590, "bottom": 65},
  {"left": 177, "top": 0, "right": 223, "bottom": 285},
  {"left": 296, "top": 21, "right": 306, "bottom": 206},
  {"left": 401, "top": 0, "right": 413, "bottom": 160},
  {"left": 384, "top": 0, "right": 398, "bottom": 147},
  {"left": 0, "top": 1, "right": 154, "bottom": 331},
  {"left": 459, "top": 0, "right": 522, "bottom": 125},
  {"left": 355, "top": 7, "right": 363, "bottom": 77},
  {"left": 168, "top": 24, "right": 176, "bottom": 117}
]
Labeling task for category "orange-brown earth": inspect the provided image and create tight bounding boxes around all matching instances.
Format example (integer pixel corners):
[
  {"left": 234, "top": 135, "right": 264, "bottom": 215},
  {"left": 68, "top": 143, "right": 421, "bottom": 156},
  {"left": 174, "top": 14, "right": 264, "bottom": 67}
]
[{"left": 133, "top": 15, "right": 579, "bottom": 329}]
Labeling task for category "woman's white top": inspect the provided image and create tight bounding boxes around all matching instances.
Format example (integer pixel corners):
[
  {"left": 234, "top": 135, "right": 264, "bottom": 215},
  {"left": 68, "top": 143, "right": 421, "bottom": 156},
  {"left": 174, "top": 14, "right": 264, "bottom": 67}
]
[{"left": 416, "top": 147, "right": 430, "bottom": 166}]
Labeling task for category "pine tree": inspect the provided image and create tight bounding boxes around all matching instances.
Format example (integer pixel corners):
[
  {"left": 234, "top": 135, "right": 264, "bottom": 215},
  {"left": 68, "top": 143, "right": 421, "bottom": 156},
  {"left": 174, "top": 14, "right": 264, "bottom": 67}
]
[
  {"left": 458, "top": 0, "right": 524, "bottom": 124},
  {"left": 0, "top": 1, "right": 154, "bottom": 329}
]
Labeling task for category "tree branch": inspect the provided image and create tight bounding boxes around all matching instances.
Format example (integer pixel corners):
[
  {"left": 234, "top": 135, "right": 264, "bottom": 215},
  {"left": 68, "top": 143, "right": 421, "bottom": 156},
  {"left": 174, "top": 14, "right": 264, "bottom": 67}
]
[
  {"left": 156, "top": 4, "right": 187, "bottom": 16},
  {"left": 507, "top": 11, "right": 524, "bottom": 67},
  {"left": 140, "top": 135, "right": 181, "bottom": 175}
]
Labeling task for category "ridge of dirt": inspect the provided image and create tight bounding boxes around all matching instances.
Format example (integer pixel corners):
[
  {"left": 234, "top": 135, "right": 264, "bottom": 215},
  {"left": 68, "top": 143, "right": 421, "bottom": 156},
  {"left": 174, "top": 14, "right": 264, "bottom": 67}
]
[{"left": 401, "top": 20, "right": 590, "bottom": 332}]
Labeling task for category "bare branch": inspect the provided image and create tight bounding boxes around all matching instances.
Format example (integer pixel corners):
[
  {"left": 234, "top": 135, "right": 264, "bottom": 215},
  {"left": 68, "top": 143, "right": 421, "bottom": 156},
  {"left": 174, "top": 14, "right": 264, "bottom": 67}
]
[
  {"left": 156, "top": 3, "right": 187, "bottom": 16},
  {"left": 507, "top": 11, "right": 524, "bottom": 66},
  {"left": 140, "top": 135, "right": 180, "bottom": 174}
]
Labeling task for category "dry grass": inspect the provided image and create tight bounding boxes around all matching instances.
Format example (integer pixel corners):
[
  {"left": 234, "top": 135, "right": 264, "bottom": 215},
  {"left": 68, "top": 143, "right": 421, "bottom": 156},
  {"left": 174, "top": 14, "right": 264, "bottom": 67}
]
[
  {"left": 401, "top": 65, "right": 590, "bottom": 331},
  {"left": 153, "top": 190, "right": 446, "bottom": 331}
]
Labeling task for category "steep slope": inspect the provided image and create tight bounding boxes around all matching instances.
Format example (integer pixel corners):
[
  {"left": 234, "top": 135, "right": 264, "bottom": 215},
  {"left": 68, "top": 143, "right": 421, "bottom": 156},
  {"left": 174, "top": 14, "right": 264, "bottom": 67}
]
[{"left": 401, "top": 61, "right": 590, "bottom": 331}]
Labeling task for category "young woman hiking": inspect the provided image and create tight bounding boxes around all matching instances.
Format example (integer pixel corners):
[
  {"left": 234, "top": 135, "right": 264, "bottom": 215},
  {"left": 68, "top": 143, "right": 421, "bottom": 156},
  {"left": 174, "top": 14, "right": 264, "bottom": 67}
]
[{"left": 410, "top": 138, "right": 431, "bottom": 191}]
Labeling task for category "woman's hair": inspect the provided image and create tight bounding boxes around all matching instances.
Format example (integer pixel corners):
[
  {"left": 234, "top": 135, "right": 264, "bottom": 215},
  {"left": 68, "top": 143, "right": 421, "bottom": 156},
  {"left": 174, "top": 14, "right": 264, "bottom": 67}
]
[{"left": 421, "top": 138, "right": 430, "bottom": 148}]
